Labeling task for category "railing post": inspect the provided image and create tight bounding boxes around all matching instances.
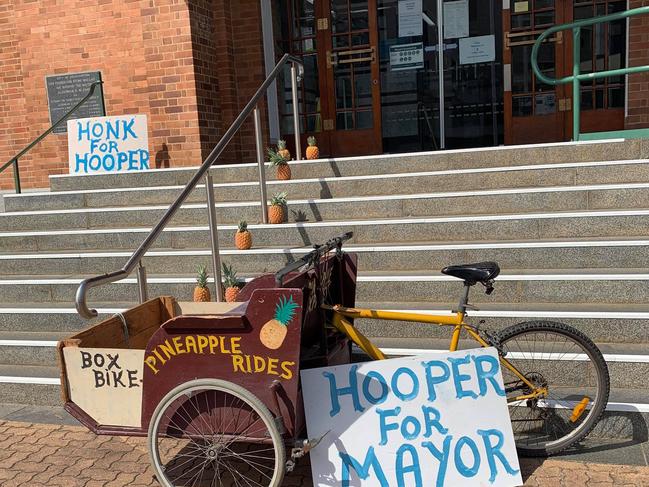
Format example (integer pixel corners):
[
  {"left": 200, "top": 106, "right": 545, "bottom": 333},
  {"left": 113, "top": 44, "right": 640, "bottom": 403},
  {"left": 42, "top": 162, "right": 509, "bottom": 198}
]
[
  {"left": 12, "top": 158, "right": 21, "bottom": 194},
  {"left": 572, "top": 27, "right": 581, "bottom": 141},
  {"left": 253, "top": 107, "right": 269, "bottom": 224},
  {"left": 291, "top": 62, "right": 302, "bottom": 161},
  {"left": 205, "top": 172, "right": 224, "bottom": 302},
  {"left": 136, "top": 261, "right": 148, "bottom": 303}
]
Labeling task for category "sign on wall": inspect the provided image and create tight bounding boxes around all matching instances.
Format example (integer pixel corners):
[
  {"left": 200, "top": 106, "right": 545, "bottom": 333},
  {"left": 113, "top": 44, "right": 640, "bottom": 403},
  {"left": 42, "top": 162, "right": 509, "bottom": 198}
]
[
  {"left": 301, "top": 348, "right": 522, "bottom": 487},
  {"left": 444, "top": 0, "right": 470, "bottom": 39},
  {"left": 46, "top": 72, "right": 106, "bottom": 134},
  {"left": 459, "top": 35, "right": 496, "bottom": 64},
  {"left": 389, "top": 43, "right": 424, "bottom": 71},
  {"left": 67, "top": 115, "right": 150, "bottom": 175},
  {"left": 398, "top": 0, "right": 423, "bottom": 37}
]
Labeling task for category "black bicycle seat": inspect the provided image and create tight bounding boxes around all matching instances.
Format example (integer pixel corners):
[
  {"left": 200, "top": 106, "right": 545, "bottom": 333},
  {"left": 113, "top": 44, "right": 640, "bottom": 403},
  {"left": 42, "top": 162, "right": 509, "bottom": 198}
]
[{"left": 441, "top": 262, "right": 500, "bottom": 285}]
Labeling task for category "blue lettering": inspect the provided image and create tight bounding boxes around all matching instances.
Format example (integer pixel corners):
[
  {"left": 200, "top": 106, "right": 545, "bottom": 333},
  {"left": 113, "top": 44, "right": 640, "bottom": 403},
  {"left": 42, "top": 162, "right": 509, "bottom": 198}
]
[
  {"left": 139, "top": 149, "right": 150, "bottom": 169},
  {"left": 77, "top": 121, "right": 90, "bottom": 141},
  {"left": 106, "top": 120, "right": 120, "bottom": 140},
  {"left": 90, "top": 139, "right": 100, "bottom": 154},
  {"left": 391, "top": 367, "right": 419, "bottom": 401},
  {"left": 123, "top": 118, "right": 137, "bottom": 140},
  {"left": 422, "top": 406, "right": 448, "bottom": 437},
  {"left": 477, "top": 428, "right": 520, "bottom": 483},
  {"left": 128, "top": 150, "right": 139, "bottom": 171},
  {"left": 324, "top": 365, "right": 364, "bottom": 417},
  {"left": 396, "top": 444, "right": 422, "bottom": 487},
  {"left": 449, "top": 355, "right": 478, "bottom": 399},
  {"left": 377, "top": 407, "right": 400, "bottom": 445},
  {"left": 103, "top": 154, "right": 116, "bottom": 172},
  {"left": 421, "top": 435, "right": 453, "bottom": 487},
  {"left": 108, "top": 141, "right": 118, "bottom": 153},
  {"left": 91, "top": 122, "right": 103, "bottom": 138},
  {"left": 88, "top": 154, "right": 102, "bottom": 171},
  {"left": 117, "top": 152, "right": 128, "bottom": 171},
  {"left": 454, "top": 436, "right": 481, "bottom": 478},
  {"left": 75, "top": 153, "right": 88, "bottom": 173},
  {"left": 401, "top": 415, "right": 421, "bottom": 440},
  {"left": 362, "top": 371, "right": 388, "bottom": 405},
  {"left": 472, "top": 354, "right": 506, "bottom": 397},
  {"left": 340, "top": 446, "right": 388, "bottom": 487},
  {"left": 422, "top": 360, "right": 450, "bottom": 402}
]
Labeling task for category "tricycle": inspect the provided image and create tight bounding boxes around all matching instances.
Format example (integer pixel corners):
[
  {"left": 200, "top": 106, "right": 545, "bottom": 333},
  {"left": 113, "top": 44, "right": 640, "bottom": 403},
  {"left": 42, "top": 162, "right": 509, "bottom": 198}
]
[{"left": 58, "top": 232, "right": 609, "bottom": 486}]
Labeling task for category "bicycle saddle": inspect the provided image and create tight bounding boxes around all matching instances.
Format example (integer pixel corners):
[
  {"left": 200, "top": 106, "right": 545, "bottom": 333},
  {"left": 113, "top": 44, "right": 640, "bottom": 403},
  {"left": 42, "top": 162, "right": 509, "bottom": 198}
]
[{"left": 441, "top": 261, "right": 500, "bottom": 285}]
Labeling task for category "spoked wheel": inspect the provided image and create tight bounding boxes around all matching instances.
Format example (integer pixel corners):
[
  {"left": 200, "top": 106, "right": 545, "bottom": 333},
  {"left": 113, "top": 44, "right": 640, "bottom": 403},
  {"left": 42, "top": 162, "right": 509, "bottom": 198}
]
[
  {"left": 147, "top": 379, "right": 286, "bottom": 487},
  {"left": 497, "top": 321, "right": 610, "bottom": 457}
]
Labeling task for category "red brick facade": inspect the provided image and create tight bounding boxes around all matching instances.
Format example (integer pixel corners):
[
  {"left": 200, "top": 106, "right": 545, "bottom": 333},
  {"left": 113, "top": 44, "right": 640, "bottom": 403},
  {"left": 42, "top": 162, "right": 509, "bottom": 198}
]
[
  {"left": 627, "top": 0, "right": 649, "bottom": 130},
  {"left": 0, "top": 0, "right": 266, "bottom": 190}
]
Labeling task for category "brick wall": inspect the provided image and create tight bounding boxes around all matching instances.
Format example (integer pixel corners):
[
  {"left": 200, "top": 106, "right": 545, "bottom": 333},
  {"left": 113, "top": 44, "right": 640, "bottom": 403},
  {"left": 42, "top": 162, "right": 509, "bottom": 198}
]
[
  {"left": 627, "top": 0, "right": 649, "bottom": 129},
  {"left": 0, "top": 0, "right": 267, "bottom": 190}
]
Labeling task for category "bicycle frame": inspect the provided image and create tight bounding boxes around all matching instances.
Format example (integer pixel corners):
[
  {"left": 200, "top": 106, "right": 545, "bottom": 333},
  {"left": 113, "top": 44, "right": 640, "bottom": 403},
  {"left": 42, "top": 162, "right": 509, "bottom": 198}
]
[{"left": 323, "top": 304, "right": 546, "bottom": 403}]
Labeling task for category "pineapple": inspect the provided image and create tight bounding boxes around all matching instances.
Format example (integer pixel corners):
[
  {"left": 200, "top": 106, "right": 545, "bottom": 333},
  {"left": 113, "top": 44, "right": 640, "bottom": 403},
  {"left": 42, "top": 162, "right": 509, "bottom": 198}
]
[
  {"left": 306, "top": 136, "right": 319, "bottom": 160},
  {"left": 235, "top": 220, "right": 252, "bottom": 250},
  {"left": 277, "top": 139, "right": 291, "bottom": 160},
  {"left": 193, "top": 265, "right": 211, "bottom": 302},
  {"left": 268, "top": 192, "right": 287, "bottom": 224},
  {"left": 260, "top": 295, "right": 299, "bottom": 349},
  {"left": 268, "top": 147, "right": 291, "bottom": 181},
  {"left": 222, "top": 263, "right": 240, "bottom": 303}
]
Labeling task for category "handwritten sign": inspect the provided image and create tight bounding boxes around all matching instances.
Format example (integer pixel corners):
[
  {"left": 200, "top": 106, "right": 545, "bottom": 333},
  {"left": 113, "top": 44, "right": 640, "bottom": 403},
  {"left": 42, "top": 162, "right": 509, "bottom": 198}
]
[
  {"left": 301, "top": 348, "right": 522, "bottom": 487},
  {"left": 67, "top": 114, "right": 150, "bottom": 175}
]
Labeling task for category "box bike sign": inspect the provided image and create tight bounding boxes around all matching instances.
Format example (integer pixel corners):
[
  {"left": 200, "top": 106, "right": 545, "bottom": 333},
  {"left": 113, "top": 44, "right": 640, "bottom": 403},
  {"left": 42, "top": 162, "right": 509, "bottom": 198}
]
[{"left": 302, "top": 348, "right": 523, "bottom": 487}]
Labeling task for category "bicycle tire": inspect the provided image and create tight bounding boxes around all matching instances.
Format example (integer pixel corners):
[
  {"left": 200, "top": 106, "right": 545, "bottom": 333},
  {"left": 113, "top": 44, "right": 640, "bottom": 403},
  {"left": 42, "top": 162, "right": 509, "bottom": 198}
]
[{"left": 496, "top": 320, "right": 610, "bottom": 457}]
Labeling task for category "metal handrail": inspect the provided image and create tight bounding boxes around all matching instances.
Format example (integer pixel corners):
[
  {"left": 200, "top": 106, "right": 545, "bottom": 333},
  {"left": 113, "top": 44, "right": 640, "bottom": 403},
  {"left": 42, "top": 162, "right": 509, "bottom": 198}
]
[
  {"left": 1, "top": 81, "right": 104, "bottom": 194},
  {"left": 531, "top": 6, "right": 649, "bottom": 140},
  {"left": 76, "top": 54, "right": 304, "bottom": 319}
]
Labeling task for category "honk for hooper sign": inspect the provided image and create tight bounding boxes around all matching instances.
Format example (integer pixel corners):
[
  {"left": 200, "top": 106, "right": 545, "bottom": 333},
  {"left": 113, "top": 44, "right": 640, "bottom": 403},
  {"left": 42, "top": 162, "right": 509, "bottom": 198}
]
[
  {"left": 301, "top": 348, "right": 523, "bottom": 487},
  {"left": 67, "top": 115, "right": 150, "bottom": 175}
]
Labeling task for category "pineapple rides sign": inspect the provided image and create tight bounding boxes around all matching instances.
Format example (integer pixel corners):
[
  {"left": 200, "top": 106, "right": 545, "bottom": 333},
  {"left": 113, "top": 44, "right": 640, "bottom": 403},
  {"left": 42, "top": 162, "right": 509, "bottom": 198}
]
[{"left": 67, "top": 114, "right": 150, "bottom": 175}]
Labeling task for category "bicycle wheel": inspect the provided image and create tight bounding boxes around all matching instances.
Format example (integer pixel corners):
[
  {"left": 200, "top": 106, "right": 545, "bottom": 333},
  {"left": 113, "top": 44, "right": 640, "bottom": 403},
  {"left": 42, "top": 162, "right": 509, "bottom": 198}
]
[
  {"left": 147, "top": 378, "right": 286, "bottom": 487},
  {"left": 496, "top": 321, "right": 609, "bottom": 457}
]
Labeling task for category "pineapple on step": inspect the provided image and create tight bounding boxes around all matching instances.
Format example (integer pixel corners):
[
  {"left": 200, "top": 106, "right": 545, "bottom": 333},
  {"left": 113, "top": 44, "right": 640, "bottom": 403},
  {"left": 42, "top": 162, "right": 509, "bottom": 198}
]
[
  {"left": 268, "top": 147, "right": 292, "bottom": 181},
  {"left": 277, "top": 139, "right": 291, "bottom": 160},
  {"left": 222, "top": 263, "right": 240, "bottom": 303},
  {"left": 235, "top": 220, "right": 252, "bottom": 250},
  {"left": 306, "top": 136, "right": 319, "bottom": 160},
  {"left": 193, "top": 265, "right": 211, "bottom": 302},
  {"left": 268, "top": 192, "right": 287, "bottom": 224},
  {"left": 260, "top": 295, "right": 299, "bottom": 349}
]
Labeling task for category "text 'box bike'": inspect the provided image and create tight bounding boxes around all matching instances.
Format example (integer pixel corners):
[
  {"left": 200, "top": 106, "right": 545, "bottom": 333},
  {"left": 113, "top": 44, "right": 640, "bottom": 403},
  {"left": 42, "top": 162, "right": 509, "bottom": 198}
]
[{"left": 58, "top": 232, "right": 609, "bottom": 486}]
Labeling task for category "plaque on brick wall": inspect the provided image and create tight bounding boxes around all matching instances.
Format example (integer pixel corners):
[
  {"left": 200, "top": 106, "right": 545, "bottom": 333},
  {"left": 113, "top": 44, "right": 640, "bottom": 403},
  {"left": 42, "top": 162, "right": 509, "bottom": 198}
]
[{"left": 46, "top": 71, "right": 106, "bottom": 134}]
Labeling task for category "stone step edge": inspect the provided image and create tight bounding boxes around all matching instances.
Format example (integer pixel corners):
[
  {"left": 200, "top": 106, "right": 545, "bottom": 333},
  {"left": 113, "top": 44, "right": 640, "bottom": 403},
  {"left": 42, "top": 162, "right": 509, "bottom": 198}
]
[{"left": 11, "top": 158, "right": 649, "bottom": 200}]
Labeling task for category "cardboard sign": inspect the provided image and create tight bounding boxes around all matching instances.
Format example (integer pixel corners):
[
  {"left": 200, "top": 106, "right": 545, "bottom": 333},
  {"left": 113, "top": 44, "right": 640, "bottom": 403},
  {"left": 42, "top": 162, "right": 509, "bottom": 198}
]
[
  {"left": 302, "top": 348, "right": 523, "bottom": 487},
  {"left": 68, "top": 114, "right": 150, "bottom": 175}
]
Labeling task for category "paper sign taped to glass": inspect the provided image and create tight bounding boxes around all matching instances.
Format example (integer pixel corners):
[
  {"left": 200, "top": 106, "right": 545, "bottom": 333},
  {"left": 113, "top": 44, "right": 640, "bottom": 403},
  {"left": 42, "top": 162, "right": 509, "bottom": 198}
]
[
  {"left": 301, "top": 347, "right": 523, "bottom": 487},
  {"left": 389, "top": 43, "right": 424, "bottom": 71}
]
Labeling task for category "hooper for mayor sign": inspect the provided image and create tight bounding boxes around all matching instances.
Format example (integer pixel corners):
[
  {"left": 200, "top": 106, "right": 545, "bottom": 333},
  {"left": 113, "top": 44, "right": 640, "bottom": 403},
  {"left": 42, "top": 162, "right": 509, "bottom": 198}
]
[
  {"left": 301, "top": 348, "right": 523, "bottom": 487},
  {"left": 67, "top": 115, "right": 150, "bottom": 175}
]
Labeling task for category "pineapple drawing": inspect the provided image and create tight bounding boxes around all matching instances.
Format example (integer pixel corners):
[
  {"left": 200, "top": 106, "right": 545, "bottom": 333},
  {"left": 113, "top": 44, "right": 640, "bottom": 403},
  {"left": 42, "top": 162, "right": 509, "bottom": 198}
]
[
  {"left": 260, "top": 295, "right": 299, "bottom": 350},
  {"left": 193, "top": 265, "right": 211, "bottom": 302},
  {"left": 306, "top": 136, "right": 319, "bottom": 160},
  {"left": 235, "top": 220, "right": 252, "bottom": 250},
  {"left": 222, "top": 263, "right": 240, "bottom": 303},
  {"left": 268, "top": 192, "right": 287, "bottom": 224},
  {"left": 268, "top": 147, "right": 292, "bottom": 181},
  {"left": 277, "top": 139, "right": 291, "bottom": 160}
]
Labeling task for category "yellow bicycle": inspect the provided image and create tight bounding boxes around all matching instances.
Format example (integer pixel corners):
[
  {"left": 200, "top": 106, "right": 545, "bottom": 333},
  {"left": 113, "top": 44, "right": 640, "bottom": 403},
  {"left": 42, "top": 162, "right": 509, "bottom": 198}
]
[{"left": 279, "top": 233, "right": 610, "bottom": 457}]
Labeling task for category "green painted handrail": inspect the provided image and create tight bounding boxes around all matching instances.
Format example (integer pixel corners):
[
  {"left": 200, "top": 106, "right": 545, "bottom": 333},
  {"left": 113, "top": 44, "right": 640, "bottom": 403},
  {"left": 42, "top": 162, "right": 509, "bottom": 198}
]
[{"left": 531, "top": 6, "right": 649, "bottom": 140}]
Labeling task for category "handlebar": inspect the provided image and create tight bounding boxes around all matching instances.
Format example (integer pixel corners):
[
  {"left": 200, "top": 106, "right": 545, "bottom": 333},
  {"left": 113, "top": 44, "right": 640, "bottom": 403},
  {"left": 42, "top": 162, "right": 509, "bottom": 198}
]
[{"left": 275, "top": 232, "right": 353, "bottom": 286}]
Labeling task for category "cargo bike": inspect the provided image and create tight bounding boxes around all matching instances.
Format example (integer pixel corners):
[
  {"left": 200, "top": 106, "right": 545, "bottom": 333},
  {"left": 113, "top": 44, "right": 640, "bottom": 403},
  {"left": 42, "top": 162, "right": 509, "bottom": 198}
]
[{"left": 58, "top": 233, "right": 609, "bottom": 487}]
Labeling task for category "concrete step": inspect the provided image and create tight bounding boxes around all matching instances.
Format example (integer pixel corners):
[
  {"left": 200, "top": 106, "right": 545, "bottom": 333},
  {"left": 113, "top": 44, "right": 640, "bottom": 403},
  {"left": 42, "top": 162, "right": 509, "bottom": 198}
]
[
  {"left": 4, "top": 208, "right": 649, "bottom": 252},
  {"left": 8, "top": 159, "right": 649, "bottom": 212},
  {"left": 6, "top": 184, "right": 649, "bottom": 231},
  {"left": 3, "top": 270, "right": 649, "bottom": 306},
  {"left": 0, "top": 305, "right": 125, "bottom": 333},
  {"left": 2, "top": 238, "right": 649, "bottom": 275},
  {"left": 0, "top": 331, "right": 67, "bottom": 366},
  {"left": 0, "top": 365, "right": 60, "bottom": 406},
  {"left": 47, "top": 139, "right": 644, "bottom": 191}
]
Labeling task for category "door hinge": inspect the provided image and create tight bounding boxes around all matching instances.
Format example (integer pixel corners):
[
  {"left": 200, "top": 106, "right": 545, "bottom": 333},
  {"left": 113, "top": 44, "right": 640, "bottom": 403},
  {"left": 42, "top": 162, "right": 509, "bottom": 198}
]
[
  {"left": 323, "top": 119, "right": 334, "bottom": 131},
  {"left": 317, "top": 18, "right": 329, "bottom": 30}
]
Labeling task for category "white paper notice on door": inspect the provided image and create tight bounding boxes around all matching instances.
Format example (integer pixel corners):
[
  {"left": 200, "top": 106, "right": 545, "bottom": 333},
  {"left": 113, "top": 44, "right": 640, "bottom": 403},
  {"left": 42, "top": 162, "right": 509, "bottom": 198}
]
[
  {"left": 444, "top": 0, "right": 469, "bottom": 39},
  {"left": 398, "top": 0, "right": 423, "bottom": 37},
  {"left": 459, "top": 35, "right": 496, "bottom": 64}
]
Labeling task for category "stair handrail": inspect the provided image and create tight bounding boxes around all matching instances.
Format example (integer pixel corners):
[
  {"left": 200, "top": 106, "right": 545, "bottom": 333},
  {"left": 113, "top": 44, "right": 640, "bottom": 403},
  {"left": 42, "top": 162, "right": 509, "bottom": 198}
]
[
  {"left": 76, "top": 54, "right": 303, "bottom": 319},
  {"left": 531, "top": 6, "right": 649, "bottom": 140},
  {"left": 0, "top": 81, "right": 104, "bottom": 194}
]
